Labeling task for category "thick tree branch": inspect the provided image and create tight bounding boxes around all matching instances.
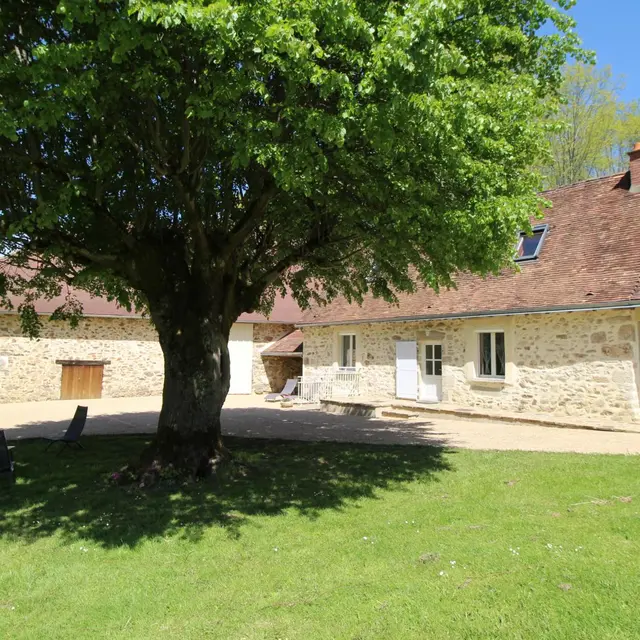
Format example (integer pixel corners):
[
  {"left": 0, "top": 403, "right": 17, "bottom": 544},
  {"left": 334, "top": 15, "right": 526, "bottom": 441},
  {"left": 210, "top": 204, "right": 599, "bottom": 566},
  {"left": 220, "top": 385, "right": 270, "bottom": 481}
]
[
  {"left": 238, "top": 220, "right": 277, "bottom": 277},
  {"left": 144, "top": 100, "right": 172, "bottom": 173},
  {"left": 221, "top": 178, "right": 277, "bottom": 262},
  {"left": 235, "top": 217, "right": 359, "bottom": 313},
  {"left": 171, "top": 174, "right": 211, "bottom": 276},
  {"left": 177, "top": 105, "right": 191, "bottom": 174},
  {"left": 124, "top": 133, "right": 169, "bottom": 178}
]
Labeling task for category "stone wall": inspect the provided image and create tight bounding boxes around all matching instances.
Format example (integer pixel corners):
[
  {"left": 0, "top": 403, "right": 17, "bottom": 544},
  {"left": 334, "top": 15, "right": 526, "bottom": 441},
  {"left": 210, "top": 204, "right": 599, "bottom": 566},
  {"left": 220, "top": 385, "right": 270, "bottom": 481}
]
[
  {"left": 261, "top": 356, "right": 303, "bottom": 394},
  {"left": 0, "top": 314, "right": 164, "bottom": 402},
  {"left": 0, "top": 314, "right": 300, "bottom": 402},
  {"left": 302, "top": 309, "right": 640, "bottom": 421},
  {"left": 251, "top": 323, "right": 301, "bottom": 393}
]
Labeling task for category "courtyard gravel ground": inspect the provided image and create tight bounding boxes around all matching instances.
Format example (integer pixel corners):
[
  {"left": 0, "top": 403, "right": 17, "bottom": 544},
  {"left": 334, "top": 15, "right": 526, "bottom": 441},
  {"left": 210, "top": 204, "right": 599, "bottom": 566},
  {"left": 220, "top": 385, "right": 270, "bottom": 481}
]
[{"left": 2, "top": 394, "right": 640, "bottom": 455}]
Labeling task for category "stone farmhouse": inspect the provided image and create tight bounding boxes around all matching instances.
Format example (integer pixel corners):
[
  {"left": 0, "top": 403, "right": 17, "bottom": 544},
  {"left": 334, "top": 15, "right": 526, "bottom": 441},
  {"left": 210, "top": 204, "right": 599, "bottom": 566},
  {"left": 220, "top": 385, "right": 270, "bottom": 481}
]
[
  {"left": 0, "top": 290, "right": 304, "bottom": 403},
  {"left": 298, "top": 145, "right": 640, "bottom": 422},
  {"left": 1, "top": 145, "right": 639, "bottom": 422}
]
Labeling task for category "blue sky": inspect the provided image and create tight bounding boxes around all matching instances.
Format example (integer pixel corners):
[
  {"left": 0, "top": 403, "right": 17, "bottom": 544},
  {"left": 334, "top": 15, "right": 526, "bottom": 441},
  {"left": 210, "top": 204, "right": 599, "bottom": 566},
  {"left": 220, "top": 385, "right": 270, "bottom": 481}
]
[{"left": 567, "top": 0, "right": 640, "bottom": 101}]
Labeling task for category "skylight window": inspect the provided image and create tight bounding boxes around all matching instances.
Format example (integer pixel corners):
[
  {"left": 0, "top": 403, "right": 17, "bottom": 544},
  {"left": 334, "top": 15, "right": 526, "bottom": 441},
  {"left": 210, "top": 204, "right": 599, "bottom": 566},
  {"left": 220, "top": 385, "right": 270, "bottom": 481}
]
[{"left": 515, "top": 224, "right": 548, "bottom": 261}]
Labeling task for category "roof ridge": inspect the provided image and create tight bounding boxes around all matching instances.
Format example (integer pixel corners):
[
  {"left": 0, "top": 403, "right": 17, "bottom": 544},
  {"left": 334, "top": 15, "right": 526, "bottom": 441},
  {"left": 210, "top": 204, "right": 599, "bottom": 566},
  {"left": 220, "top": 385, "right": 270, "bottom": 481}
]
[{"left": 541, "top": 172, "right": 626, "bottom": 195}]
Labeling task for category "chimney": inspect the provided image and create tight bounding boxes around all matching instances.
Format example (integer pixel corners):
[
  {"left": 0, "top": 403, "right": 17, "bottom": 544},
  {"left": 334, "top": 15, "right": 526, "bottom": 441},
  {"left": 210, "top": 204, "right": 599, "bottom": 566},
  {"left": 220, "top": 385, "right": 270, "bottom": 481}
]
[{"left": 629, "top": 142, "right": 640, "bottom": 193}]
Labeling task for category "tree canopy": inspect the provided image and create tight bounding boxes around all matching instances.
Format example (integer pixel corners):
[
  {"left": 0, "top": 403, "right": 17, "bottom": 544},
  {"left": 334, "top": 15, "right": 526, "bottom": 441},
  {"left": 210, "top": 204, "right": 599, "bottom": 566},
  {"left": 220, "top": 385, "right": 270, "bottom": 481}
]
[
  {"left": 1, "top": 0, "right": 581, "bottom": 318},
  {"left": 540, "top": 63, "right": 640, "bottom": 188},
  {"left": 0, "top": 0, "right": 582, "bottom": 473}
]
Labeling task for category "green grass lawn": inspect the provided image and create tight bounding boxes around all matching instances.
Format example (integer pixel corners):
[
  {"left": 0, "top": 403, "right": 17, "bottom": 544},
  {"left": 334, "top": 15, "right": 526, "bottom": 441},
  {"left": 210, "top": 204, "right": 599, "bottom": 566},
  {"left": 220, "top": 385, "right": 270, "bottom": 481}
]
[{"left": 0, "top": 436, "right": 639, "bottom": 639}]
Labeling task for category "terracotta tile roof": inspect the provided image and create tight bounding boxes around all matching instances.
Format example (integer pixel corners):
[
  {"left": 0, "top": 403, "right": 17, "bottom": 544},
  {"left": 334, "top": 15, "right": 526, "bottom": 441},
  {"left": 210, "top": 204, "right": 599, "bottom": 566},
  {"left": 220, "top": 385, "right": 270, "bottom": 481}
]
[
  {"left": 0, "top": 285, "right": 140, "bottom": 318},
  {"left": 236, "top": 296, "right": 305, "bottom": 324},
  {"left": 300, "top": 172, "right": 640, "bottom": 326},
  {"left": 261, "top": 329, "right": 304, "bottom": 355},
  {"left": 1, "top": 275, "right": 304, "bottom": 324}
]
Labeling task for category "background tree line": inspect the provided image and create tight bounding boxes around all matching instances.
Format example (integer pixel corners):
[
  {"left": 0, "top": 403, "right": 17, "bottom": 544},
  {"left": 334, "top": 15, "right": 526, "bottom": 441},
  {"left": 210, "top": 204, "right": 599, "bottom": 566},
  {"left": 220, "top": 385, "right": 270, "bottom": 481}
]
[{"left": 541, "top": 63, "right": 640, "bottom": 188}]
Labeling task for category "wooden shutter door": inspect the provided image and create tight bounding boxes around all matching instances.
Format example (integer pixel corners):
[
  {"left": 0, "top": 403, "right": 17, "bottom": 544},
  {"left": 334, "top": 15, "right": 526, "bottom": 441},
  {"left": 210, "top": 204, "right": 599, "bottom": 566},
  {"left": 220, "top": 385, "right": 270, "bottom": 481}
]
[{"left": 60, "top": 364, "right": 104, "bottom": 400}]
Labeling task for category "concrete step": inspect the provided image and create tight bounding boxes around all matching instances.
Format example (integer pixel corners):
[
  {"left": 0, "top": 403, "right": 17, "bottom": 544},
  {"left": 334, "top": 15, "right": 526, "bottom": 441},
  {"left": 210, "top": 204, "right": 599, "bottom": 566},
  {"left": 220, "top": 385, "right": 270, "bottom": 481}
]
[
  {"left": 389, "top": 403, "right": 640, "bottom": 434},
  {"left": 321, "top": 400, "right": 378, "bottom": 417},
  {"left": 380, "top": 409, "right": 419, "bottom": 420}
]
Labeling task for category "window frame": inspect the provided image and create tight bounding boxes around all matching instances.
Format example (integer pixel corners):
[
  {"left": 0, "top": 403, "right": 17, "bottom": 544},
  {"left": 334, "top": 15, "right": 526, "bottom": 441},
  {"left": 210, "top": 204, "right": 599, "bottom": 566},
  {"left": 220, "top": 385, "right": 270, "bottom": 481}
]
[
  {"left": 423, "top": 342, "right": 443, "bottom": 378},
  {"left": 477, "top": 330, "right": 506, "bottom": 379},
  {"left": 338, "top": 333, "right": 357, "bottom": 370},
  {"left": 515, "top": 223, "right": 549, "bottom": 262}
]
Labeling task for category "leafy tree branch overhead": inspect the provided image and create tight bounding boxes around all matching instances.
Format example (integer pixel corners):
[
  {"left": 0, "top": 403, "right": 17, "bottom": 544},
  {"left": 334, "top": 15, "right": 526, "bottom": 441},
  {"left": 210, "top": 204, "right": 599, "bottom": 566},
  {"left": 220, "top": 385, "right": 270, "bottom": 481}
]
[{"left": 0, "top": 0, "right": 583, "bottom": 475}]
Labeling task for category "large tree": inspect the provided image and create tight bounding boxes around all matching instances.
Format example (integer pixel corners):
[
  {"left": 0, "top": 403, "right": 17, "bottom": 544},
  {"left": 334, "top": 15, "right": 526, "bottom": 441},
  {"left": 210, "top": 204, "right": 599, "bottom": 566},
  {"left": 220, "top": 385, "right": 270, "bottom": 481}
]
[
  {"left": 0, "top": 0, "right": 580, "bottom": 475},
  {"left": 541, "top": 63, "right": 640, "bottom": 187}
]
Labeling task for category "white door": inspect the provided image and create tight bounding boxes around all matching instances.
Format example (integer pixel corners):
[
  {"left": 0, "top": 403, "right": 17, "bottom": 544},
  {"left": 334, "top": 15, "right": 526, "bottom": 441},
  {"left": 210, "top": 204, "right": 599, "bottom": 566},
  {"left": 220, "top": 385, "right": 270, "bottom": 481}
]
[
  {"left": 420, "top": 343, "right": 442, "bottom": 403},
  {"left": 228, "top": 323, "right": 253, "bottom": 394},
  {"left": 396, "top": 341, "right": 418, "bottom": 400}
]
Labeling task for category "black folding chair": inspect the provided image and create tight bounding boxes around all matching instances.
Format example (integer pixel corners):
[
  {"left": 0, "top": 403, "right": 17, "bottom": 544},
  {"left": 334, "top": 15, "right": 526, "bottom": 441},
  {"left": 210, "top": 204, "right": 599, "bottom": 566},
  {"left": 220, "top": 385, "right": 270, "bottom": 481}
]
[
  {"left": 44, "top": 405, "right": 88, "bottom": 454},
  {"left": 0, "top": 430, "right": 15, "bottom": 484}
]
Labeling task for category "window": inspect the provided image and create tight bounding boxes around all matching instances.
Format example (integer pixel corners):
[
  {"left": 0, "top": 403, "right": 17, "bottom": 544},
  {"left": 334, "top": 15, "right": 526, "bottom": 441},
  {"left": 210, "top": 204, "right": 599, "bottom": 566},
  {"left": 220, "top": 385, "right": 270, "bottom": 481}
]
[
  {"left": 478, "top": 331, "right": 505, "bottom": 378},
  {"left": 340, "top": 334, "right": 356, "bottom": 369},
  {"left": 515, "top": 224, "right": 548, "bottom": 261},
  {"left": 424, "top": 343, "right": 443, "bottom": 376}
]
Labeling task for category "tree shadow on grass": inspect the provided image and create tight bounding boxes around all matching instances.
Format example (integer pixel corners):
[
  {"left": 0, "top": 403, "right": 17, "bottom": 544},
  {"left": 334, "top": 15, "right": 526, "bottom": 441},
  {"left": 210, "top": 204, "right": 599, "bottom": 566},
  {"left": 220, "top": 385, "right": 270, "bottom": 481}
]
[{"left": 0, "top": 431, "right": 453, "bottom": 548}]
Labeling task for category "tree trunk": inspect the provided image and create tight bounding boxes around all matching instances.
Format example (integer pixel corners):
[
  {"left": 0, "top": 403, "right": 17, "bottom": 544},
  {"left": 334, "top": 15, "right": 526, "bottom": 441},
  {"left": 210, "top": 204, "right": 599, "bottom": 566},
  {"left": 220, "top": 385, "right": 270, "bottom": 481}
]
[{"left": 141, "top": 301, "right": 233, "bottom": 478}]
